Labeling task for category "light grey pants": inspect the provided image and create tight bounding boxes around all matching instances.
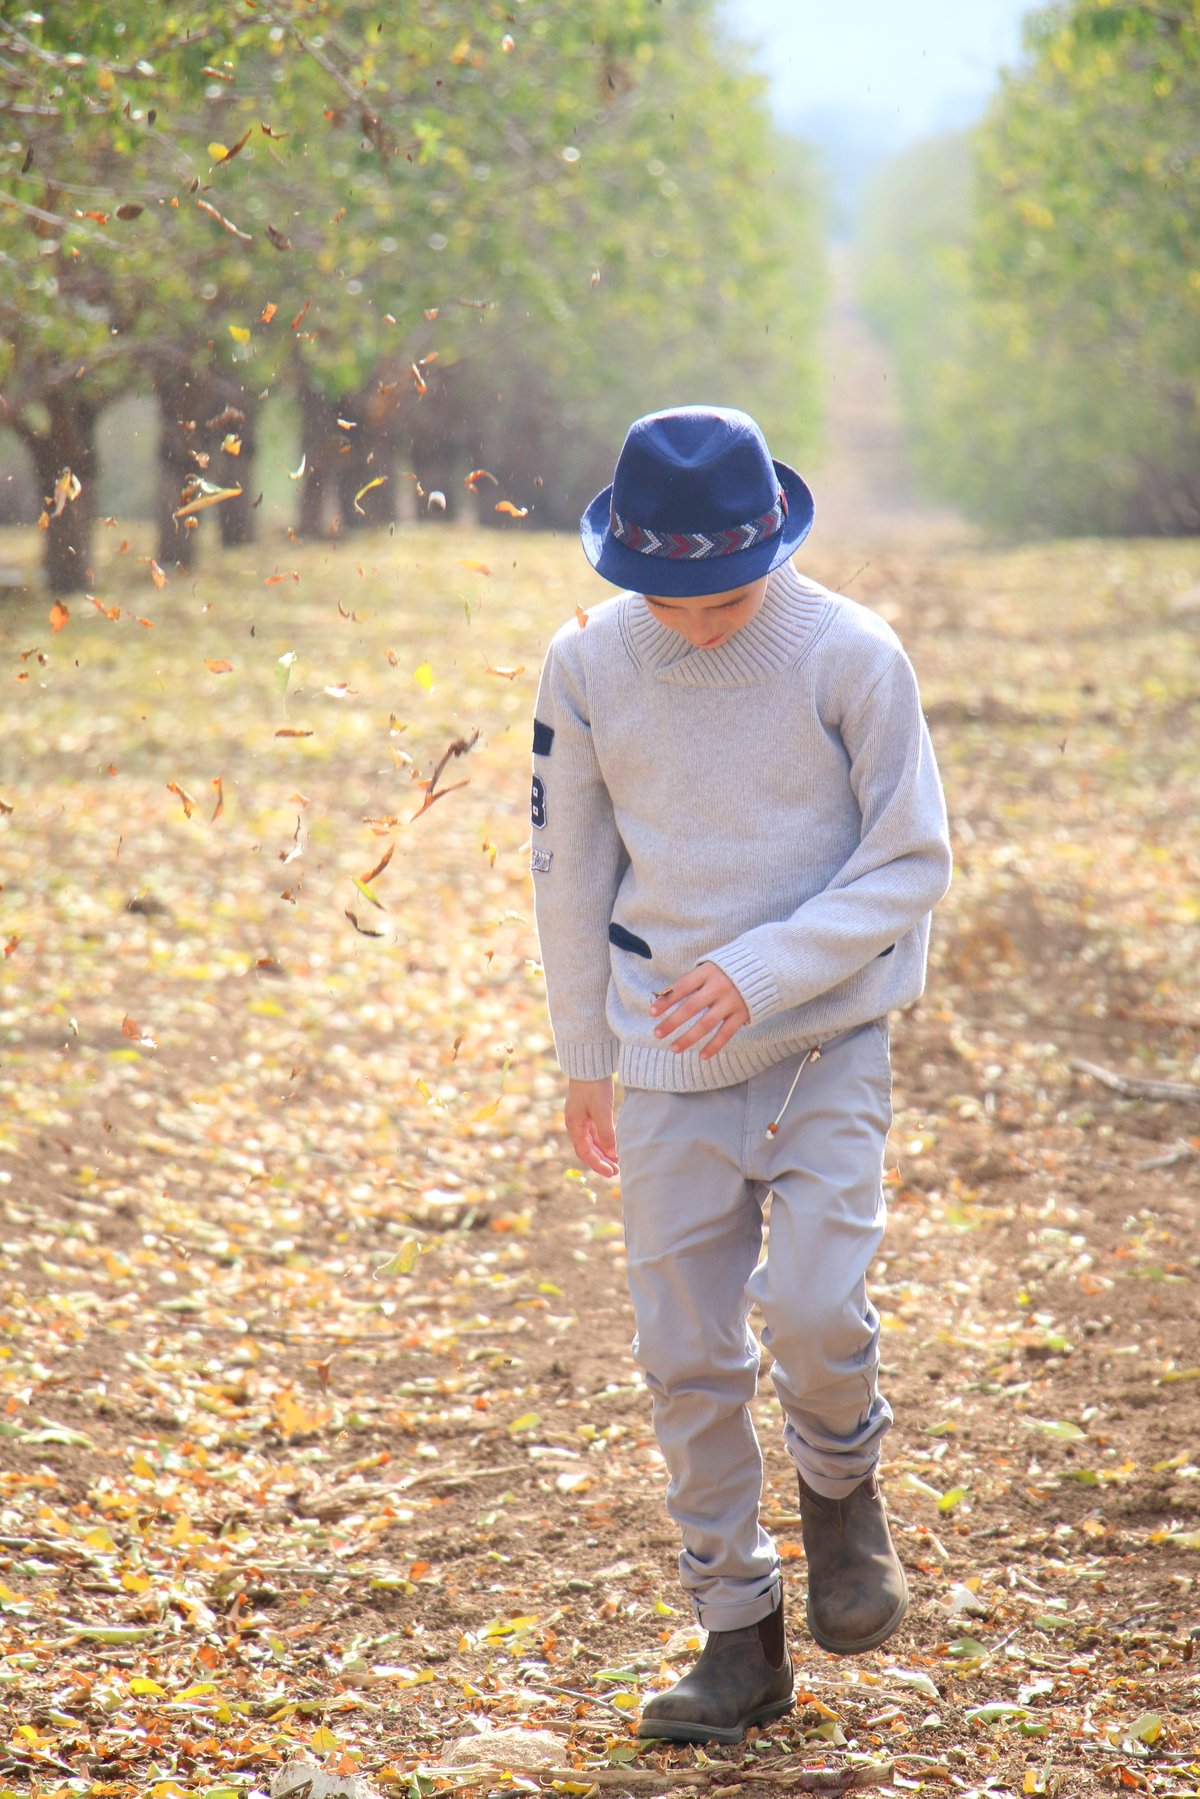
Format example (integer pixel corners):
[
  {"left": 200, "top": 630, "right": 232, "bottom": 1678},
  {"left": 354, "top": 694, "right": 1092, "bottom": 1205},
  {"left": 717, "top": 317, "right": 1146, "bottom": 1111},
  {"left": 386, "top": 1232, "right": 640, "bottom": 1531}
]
[{"left": 615, "top": 1018, "right": 894, "bottom": 1631}]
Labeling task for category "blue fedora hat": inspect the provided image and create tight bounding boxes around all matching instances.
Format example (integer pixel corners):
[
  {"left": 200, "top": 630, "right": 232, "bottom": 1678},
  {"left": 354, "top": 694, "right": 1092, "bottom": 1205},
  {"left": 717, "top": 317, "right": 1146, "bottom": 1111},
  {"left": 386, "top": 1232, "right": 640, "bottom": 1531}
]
[{"left": 580, "top": 405, "right": 814, "bottom": 598}]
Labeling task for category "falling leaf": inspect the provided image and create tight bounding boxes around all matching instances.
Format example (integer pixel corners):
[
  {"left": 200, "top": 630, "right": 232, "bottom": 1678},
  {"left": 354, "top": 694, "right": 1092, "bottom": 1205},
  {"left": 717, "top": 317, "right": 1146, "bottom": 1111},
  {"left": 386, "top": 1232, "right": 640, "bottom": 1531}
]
[
  {"left": 260, "top": 302, "right": 278, "bottom": 325},
  {"left": 211, "top": 126, "right": 253, "bottom": 163},
  {"left": 122, "top": 1015, "right": 158, "bottom": 1049},
  {"left": 211, "top": 777, "right": 224, "bottom": 820},
  {"left": 275, "top": 727, "right": 313, "bottom": 738},
  {"left": 222, "top": 433, "right": 242, "bottom": 455},
  {"left": 205, "top": 659, "right": 233, "bottom": 674},
  {"left": 336, "top": 416, "right": 357, "bottom": 431},
  {"left": 575, "top": 606, "right": 589, "bottom": 628},
  {"left": 483, "top": 658, "right": 525, "bottom": 679},
  {"left": 360, "top": 844, "right": 395, "bottom": 887},
  {"left": 166, "top": 781, "right": 197, "bottom": 818},
  {"left": 228, "top": 326, "right": 251, "bottom": 345},
  {"left": 411, "top": 363, "right": 428, "bottom": 397},
  {"left": 459, "top": 559, "right": 491, "bottom": 575},
  {"left": 288, "top": 454, "right": 307, "bottom": 481},
  {"left": 495, "top": 500, "right": 528, "bottom": 517},
  {"left": 197, "top": 197, "right": 252, "bottom": 240},
  {"left": 345, "top": 909, "right": 385, "bottom": 937},
  {"left": 292, "top": 298, "right": 311, "bottom": 329},
  {"left": 49, "top": 601, "right": 69, "bottom": 634},
  {"left": 353, "top": 475, "right": 388, "bottom": 514},
  {"left": 265, "top": 571, "right": 299, "bottom": 585},
  {"left": 465, "top": 469, "right": 499, "bottom": 492},
  {"left": 261, "top": 121, "right": 290, "bottom": 138},
  {"left": 414, "top": 662, "right": 434, "bottom": 693},
  {"left": 174, "top": 485, "right": 243, "bottom": 520}
]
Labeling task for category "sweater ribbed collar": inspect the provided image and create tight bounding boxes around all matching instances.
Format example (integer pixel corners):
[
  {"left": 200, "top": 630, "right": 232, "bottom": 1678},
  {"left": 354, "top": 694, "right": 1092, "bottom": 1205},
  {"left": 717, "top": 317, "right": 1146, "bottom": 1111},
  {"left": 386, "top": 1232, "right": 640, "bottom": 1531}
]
[{"left": 617, "top": 559, "right": 831, "bottom": 686}]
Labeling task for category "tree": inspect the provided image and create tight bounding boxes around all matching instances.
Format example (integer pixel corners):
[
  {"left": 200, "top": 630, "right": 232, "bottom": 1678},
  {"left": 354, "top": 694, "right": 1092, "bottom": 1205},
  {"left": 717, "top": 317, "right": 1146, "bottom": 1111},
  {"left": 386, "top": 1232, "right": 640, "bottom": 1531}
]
[{"left": 858, "top": 2, "right": 1200, "bottom": 536}]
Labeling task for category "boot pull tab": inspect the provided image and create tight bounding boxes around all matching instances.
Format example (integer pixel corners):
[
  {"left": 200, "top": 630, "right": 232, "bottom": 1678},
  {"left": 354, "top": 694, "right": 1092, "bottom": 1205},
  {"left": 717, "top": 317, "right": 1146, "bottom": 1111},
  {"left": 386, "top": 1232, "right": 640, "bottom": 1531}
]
[{"left": 765, "top": 1045, "right": 821, "bottom": 1137}]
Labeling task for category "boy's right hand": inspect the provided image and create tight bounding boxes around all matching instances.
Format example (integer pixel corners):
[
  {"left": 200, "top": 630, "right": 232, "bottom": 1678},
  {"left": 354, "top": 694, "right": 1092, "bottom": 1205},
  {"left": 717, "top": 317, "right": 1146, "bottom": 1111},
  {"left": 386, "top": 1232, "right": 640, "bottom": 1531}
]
[{"left": 564, "top": 1077, "right": 620, "bottom": 1180}]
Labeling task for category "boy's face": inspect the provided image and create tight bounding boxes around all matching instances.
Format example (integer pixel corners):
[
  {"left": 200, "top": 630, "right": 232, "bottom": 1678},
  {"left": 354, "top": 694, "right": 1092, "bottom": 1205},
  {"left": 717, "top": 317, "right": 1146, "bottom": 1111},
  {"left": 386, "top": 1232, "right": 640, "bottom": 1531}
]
[{"left": 642, "top": 574, "right": 769, "bottom": 650}]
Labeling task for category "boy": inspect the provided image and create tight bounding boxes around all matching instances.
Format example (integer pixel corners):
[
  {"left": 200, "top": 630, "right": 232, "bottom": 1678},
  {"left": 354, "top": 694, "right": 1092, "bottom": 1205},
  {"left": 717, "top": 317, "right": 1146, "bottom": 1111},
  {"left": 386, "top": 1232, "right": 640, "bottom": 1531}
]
[{"left": 529, "top": 406, "right": 952, "bottom": 1744}]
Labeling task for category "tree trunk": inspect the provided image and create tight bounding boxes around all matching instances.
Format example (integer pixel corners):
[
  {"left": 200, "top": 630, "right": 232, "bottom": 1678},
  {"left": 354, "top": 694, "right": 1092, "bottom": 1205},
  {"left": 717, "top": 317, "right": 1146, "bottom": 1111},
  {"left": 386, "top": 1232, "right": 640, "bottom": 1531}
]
[
  {"left": 155, "top": 366, "right": 261, "bottom": 566},
  {"left": 155, "top": 369, "right": 201, "bottom": 571},
  {"left": 25, "top": 394, "right": 99, "bottom": 596},
  {"left": 297, "top": 377, "right": 344, "bottom": 538}
]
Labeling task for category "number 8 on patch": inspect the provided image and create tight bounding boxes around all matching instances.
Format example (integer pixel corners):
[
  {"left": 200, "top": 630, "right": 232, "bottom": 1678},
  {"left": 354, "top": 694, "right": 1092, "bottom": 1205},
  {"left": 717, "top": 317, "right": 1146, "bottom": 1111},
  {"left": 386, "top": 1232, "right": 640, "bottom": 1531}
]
[{"left": 531, "top": 774, "right": 547, "bottom": 829}]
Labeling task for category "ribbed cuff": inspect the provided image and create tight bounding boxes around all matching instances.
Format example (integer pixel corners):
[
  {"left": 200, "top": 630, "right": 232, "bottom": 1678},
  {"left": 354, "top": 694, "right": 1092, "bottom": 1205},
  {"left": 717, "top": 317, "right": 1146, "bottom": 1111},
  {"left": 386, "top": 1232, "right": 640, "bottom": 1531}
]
[
  {"left": 699, "top": 945, "right": 780, "bottom": 1022},
  {"left": 558, "top": 1039, "right": 620, "bottom": 1081}
]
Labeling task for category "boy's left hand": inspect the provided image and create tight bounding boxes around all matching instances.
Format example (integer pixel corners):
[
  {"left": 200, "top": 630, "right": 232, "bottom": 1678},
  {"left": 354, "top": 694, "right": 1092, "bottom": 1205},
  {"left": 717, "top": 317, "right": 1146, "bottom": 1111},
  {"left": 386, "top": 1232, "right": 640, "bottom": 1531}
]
[{"left": 649, "top": 962, "right": 750, "bottom": 1059}]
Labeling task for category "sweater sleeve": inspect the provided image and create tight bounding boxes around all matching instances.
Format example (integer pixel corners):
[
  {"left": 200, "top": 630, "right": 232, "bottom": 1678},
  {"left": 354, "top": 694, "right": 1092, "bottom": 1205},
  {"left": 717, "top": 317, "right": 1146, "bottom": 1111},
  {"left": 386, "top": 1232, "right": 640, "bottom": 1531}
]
[
  {"left": 528, "top": 632, "right": 628, "bottom": 1080},
  {"left": 700, "top": 649, "right": 952, "bottom": 1022}
]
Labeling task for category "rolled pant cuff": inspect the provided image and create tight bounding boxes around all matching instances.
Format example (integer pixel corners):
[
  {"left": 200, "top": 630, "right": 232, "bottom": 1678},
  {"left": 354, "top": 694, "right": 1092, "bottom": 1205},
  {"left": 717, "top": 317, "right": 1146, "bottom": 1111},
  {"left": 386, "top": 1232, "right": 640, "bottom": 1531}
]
[
  {"left": 692, "top": 1576, "right": 781, "bottom": 1633},
  {"left": 789, "top": 1453, "right": 879, "bottom": 1501}
]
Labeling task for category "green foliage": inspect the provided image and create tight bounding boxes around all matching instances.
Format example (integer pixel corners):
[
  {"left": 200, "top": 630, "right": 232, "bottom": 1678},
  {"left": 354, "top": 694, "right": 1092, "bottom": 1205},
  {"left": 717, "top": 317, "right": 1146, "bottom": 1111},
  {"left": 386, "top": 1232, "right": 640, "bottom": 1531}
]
[
  {"left": 0, "top": 2, "right": 824, "bottom": 561},
  {"left": 859, "top": 0, "right": 1200, "bottom": 536}
]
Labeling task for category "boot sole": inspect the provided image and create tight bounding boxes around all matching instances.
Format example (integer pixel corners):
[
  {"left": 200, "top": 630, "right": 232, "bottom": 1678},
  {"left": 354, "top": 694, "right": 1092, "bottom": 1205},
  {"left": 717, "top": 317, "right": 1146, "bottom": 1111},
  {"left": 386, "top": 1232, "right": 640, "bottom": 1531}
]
[
  {"left": 806, "top": 1577, "right": 909, "bottom": 1656},
  {"left": 637, "top": 1693, "right": 794, "bottom": 1745}
]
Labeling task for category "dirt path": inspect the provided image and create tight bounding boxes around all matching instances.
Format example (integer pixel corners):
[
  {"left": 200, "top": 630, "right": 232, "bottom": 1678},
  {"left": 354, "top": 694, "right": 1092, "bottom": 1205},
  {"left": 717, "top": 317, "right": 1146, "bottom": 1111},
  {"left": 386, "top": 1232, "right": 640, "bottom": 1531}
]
[
  {"left": 805, "top": 245, "right": 969, "bottom": 556},
  {"left": 0, "top": 520, "right": 1198, "bottom": 1797}
]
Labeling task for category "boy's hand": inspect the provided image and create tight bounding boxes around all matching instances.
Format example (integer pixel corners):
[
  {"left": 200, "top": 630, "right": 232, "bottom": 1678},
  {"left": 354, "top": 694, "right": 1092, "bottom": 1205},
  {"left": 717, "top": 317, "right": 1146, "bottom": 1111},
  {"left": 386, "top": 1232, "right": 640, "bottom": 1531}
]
[
  {"left": 650, "top": 962, "right": 750, "bottom": 1059},
  {"left": 564, "top": 1077, "right": 620, "bottom": 1180}
]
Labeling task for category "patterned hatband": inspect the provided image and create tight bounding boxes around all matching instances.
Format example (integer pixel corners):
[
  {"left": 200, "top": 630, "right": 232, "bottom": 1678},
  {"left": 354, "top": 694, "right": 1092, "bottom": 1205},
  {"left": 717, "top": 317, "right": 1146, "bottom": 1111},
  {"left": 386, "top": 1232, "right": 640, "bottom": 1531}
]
[{"left": 609, "top": 490, "right": 788, "bottom": 560}]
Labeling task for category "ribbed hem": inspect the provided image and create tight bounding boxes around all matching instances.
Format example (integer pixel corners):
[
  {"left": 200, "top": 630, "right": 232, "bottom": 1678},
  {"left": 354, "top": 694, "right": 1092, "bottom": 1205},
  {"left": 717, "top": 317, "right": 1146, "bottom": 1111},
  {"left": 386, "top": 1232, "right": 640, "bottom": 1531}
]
[
  {"left": 618, "top": 1028, "right": 827, "bottom": 1092},
  {"left": 701, "top": 943, "right": 779, "bottom": 1023},
  {"left": 558, "top": 1039, "right": 619, "bottom": 1081}
]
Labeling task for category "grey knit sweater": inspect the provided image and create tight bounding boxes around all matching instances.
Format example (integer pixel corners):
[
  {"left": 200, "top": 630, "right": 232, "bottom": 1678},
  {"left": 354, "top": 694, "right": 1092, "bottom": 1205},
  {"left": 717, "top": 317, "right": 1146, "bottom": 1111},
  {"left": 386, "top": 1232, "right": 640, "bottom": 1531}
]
[{"left": 529, "top": 559, "right": 952, "bottom": 1092}]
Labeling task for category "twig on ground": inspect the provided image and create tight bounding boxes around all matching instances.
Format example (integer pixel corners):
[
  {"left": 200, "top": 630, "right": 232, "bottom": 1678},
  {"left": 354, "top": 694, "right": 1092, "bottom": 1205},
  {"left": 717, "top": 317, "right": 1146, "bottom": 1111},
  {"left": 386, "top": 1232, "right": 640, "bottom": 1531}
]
[
  {"left": 418, "top": 1760, "right": 894, "bottom": 1793},
  {"left": 1136, "top": 1140, "right": 1200, "bottom": 1169},
  {"left": 1069, "top": 1059, "right": 1200, "bottom": 1103}
]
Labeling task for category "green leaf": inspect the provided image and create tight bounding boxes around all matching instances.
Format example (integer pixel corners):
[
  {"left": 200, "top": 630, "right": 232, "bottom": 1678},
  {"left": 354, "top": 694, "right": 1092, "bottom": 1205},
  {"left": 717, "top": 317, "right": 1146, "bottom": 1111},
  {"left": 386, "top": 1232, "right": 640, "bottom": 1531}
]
[
  {"left": 885, "top": 1667, "right": 940, "bottom": 1698},
  {"left": 1130, "top": 1712, "right": 1162, "bottom": 1745},
  {"left": 965, "top": 1702, "right": 1028, "bottom": 1724},
  {"left": 1026, "top": 1419, "right": 1086, "bottom": 1441},
  {"left": 946, "top": 1636, "right": 989, "bottom": 1661}
]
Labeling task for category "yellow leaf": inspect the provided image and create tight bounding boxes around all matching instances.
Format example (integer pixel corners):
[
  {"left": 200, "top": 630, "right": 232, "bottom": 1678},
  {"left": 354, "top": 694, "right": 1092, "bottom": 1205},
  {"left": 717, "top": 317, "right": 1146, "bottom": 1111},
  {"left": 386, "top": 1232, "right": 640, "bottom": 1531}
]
[
  {"left": 311, "top": 1726, "right": 341, "bottom": 1753},
  {"left": 131, "top": 1455, "right": 155, "bottom": 1479},
  {"left": 169, "top": 1514, "right": 192, "bottom": 1545},
  {"left": 508, "top": 1412, "right": 540, "bottom": 1434},
  {"left": 84, "top": 1526, "right": 116, "bottom": 1551},
  {"left": 222, "top": 433, "right": 242, "bottom": 455},
  {"left": 228, "top": 325, "right": 251, "bottom": 344},
  {"left": 122, "top": 1571, "right": 153, "bottom": 1594},
  {"left": 414, "top": 661, "right": 433, "bottom": 693},
  {"left": 130, "top": 1677, "right": 167, "bottom": 1697},
  {"left": 209, "top": 141, "right": 230, "bottom": 161},
  {"left": 175, "top": 1681, "right": 218, "bottom": 1701}
]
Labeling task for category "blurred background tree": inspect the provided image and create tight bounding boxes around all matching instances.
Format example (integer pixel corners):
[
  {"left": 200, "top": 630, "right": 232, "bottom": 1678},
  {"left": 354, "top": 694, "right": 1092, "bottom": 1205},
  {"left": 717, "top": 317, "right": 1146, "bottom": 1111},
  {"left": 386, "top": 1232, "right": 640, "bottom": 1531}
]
[
  {"left": 0, "top": 3, "right": 825, "bottom": 592},
  {"left": 858, "top": 0, "right": 1200, "bottom": 536}
]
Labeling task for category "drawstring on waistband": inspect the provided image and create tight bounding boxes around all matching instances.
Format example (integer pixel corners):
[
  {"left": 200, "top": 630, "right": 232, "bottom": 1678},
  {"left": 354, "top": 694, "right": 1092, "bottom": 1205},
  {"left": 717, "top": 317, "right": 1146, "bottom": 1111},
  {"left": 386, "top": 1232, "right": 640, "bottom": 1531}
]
[{"left": 765, "top": 1045, "right": 822, "bottom": 1137}]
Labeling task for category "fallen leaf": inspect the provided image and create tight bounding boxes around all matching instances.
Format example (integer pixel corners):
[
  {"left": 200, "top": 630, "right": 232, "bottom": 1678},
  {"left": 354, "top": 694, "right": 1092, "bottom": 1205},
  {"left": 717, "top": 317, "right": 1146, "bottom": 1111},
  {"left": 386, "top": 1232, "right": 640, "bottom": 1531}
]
[
  {"left": 167, "top": 781, "right": 197, "bottom": 818},
  {"left": 49, "top": 601, "right": 69, "bottom": 634},
  {"left": 205, "top": 659, "right": 233, "bottom": 674},
  {"left": 414, "top": 662, "right": 434, "bottom": 693}
]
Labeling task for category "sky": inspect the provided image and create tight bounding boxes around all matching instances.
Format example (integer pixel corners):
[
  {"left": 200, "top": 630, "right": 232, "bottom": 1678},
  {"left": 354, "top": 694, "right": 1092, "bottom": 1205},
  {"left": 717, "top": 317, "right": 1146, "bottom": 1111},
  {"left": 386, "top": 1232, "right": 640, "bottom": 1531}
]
[{"left": 720, "top": 0, "right": 1034, "bottom": 144}]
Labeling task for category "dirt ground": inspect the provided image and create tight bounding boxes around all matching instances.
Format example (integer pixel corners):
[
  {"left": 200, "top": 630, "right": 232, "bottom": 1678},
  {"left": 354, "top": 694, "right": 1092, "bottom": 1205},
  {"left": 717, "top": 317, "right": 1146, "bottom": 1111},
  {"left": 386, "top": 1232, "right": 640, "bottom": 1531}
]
[{"left": 1, "top": 518, "right": 1198, "bottom": 1799}]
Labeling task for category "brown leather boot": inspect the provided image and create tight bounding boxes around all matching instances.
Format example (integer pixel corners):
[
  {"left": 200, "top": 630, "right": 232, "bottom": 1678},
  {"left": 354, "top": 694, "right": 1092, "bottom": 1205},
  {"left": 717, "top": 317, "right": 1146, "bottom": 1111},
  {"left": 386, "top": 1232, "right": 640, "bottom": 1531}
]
[
  {"left": 797, "top": 1471, "right": 908, "bottom": 1654},
  {"left": 637, "top": 1591, "right": 794, "bottom": 1745}
]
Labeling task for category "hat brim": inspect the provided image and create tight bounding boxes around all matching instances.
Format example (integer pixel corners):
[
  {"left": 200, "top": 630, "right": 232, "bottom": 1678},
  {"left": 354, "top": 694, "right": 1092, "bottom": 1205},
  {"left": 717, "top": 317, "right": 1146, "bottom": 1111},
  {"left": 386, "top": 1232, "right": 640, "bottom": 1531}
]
[{"left": 579, "top": 459, "right": 814, "bottom": 598}]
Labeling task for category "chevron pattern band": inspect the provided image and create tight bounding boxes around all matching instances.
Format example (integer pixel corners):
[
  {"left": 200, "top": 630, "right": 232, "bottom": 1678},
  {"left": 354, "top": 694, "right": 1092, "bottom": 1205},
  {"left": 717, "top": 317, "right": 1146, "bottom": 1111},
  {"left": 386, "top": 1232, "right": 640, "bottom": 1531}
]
[{"left": 609, "top": 490, "right": 788, "bottom": 560}]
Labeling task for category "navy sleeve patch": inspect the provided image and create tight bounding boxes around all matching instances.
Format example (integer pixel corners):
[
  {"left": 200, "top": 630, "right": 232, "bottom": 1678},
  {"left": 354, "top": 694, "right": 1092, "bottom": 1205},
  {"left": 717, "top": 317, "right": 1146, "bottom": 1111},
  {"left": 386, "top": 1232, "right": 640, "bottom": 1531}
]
[
  {"left": 609, "top": 922, "right": 652, "bottom": 959},
  {"left": 532, "top": 718, "right": 555, "bottom": 757},
  {"left": 531, "top": 774, "right": 547, "bottom": 829}
]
